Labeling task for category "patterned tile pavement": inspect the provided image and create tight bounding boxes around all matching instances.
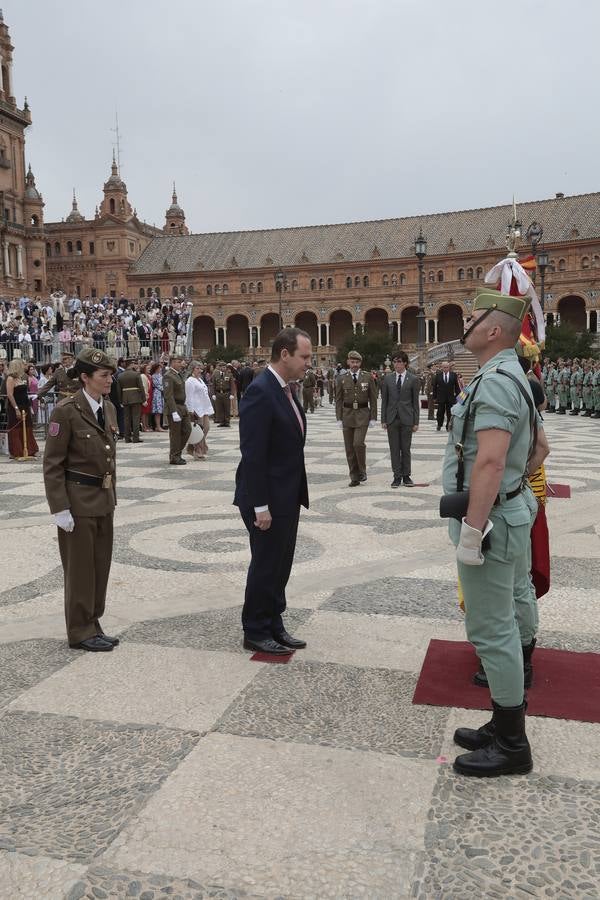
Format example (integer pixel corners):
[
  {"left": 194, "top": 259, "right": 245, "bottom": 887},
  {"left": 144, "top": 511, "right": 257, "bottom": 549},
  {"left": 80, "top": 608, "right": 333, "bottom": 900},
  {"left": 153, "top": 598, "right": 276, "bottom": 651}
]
[{"left": 1, "top": 402, "right": 600, "bottom": 898}]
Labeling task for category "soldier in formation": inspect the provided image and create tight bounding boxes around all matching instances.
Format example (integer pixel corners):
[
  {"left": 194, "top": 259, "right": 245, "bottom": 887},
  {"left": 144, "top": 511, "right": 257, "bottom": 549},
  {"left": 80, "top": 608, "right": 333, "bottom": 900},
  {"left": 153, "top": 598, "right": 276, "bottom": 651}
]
[
  {"left": 569, "top": 360, "right": 583, "bottom": 415},
  {"left": 302, "top": 366, "right": 317, "bottom": 413},
  {"left": 212, "top": 360, "right": 234, "bottom": 427},
  {"left": 335, "top": 350, "right": 378, "bottom": 486},
  {"left": 117, "top": 359, "right": 145, "bottom": 442},
  {"left": 163, "top": 353, "right": 192, "bottom": 464}
]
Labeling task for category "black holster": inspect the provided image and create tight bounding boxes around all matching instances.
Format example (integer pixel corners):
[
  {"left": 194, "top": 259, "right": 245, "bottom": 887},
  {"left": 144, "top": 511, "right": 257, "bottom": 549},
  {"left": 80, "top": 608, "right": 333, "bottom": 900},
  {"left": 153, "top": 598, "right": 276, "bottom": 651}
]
[{"left": 439, "top": 491, "right": 491, "bottom": 551}]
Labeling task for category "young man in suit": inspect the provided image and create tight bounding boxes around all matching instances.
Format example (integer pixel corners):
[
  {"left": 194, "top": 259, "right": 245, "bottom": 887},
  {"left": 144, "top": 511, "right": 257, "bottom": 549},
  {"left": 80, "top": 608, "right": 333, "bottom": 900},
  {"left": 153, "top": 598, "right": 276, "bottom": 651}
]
[
  {"left": 234, "top": 327, "right": 312, "bottom": 655},
  {"left": 380, "top": 351, "right": 420, "bottom": 487},
  {"left": 433, "top": 360, "right": 460, "bottom": 431}
]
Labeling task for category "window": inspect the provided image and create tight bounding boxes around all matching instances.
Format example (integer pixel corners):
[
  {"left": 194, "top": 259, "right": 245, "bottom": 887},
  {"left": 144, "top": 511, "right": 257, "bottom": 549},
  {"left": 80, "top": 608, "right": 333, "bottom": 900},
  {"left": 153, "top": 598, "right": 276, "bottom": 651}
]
[
  {"left": 146, "top": 288, "right": 152, "bottom": 297},
  {"left": 249, "top": 282, "right": 255, "bottom": 293},
  {"left": 257, "top": 281, "right": 263, "bottom": 293},
  {"left": 109, "top": 198, "right": 115, "bottom": 214},
  {"left": 223, "top": 283, "right": 229, "bottom": 295},
  {"left": 438, "top": 270, "right": 445, "bottom": 282},
  {"left": 89, "top": 242, "right": 95, "bottom": 255},
  {"left": 458, "top": 268, "right": 465, "bottom": 280},
  {"left": 54, "top": 242, "right": 61, "bottom": 255},
  {"left": 363, "top": 275, "right": 369, "bottom": 287},
  {"left": 66, "top": 241, "right": 73, "bottom": 254},
  {"left": 172, "top": 285, "right": 178, "bottom": 296},
  {"left": 594, "top": 255, "right": 600, "bottom": 268},
  {"left": 155, "top": 287, "right": 161, "bottom": 298},
  {"left": 180, "top": 285, "right": 186, "bottom": 295},
  {"left": 428, "top": 271, "right": 435, "bottom": 283},
  {"left": 346, "top": 276, "right": 352, "bottom": 288},
  {"left": 188, "top": 285, "right": 194, "bottom": 295},
  {"left": 206, "top": 285, "right": 212, "bottom": 296},
  {"left": 354, "top": 276, "right": 360, "bottom": 287},
  {"left": 310, "top": 278, "right": 317, "bottom": 290},
  {"left": 240, "top": 282, "right": 247, "bottom": 294},
  {"left": 582, "top": 256, "right": 590, "bottom": 269},
  {"left": 558, "top": 258, "right": 566, "bottom": 271},
  {"left": 319, "top": 278, "right": 325, "bottom": 290},
  {"left": 382, "top": 274, "right": 389, "bottom": 287},
  {"left": 291, "top": 279, "right": 298, "bottom": 290},
  {"left": 391, "top": 274, "right": 398, "bottom": 287},
  {"left": 91, "top": 288, "right": 97, "bottom": 299},
  {"left": 476, "top": 267, "right": 483, "bottom": 279},
  {"left": 327, "top": 277, "right": 334, "bottom": 289},
  {"left": 140, "top": 288, "right": 145, "bottom": 298},
  {"left": 34, "top": 279, "right": 42, "bottom": 292},
  {"left": 76, "top": 240, "right": 82, "bottom": 253},
  {"left": 31, "top": 214, "right": 39, "bottom": 227},
  {"left": 400, "top": 273, "right": 406, "bottom": 285},
  {"left": 46, "top": 242, "right": 51, "bottom": 257},
  {"left": 467, "top": 267, "right": 474, "bottom": 279},
  {"left": 129, "top": 241, "right": 134, "bottom": 254},
  {"left": 3, "top": 208, "right": 8, "bottom": 221},
  {"left": 214, "top": 285, "right": 221, "bottom": 295}
]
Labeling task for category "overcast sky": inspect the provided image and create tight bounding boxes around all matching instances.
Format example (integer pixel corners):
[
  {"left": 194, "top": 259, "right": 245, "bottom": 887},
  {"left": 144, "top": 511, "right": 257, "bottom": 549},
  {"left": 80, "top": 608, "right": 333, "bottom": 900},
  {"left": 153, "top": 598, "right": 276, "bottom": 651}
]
[{"left": 8, "top": 0, "right": 599, "bottom": 234}]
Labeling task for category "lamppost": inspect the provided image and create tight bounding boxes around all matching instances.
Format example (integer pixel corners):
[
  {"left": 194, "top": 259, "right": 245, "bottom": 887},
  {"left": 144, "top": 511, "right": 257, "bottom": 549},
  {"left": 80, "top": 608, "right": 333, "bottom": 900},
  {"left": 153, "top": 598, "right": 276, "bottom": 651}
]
[
  {"left": 536, "top": 246, "right": 549, "bottom": 312},
  {"left": 275, "top": 270, "right": 285, "bottom": 331},
  {"left": 415, "top": 228, "right": 427, "bottom": 348}
]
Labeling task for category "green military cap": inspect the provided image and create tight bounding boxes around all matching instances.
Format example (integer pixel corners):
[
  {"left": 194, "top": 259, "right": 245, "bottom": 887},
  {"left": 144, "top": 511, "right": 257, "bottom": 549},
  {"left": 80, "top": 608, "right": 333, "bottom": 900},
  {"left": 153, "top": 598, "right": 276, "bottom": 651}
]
[
  {"left": 216, "top": 359, "right": 226, "bottom": 366},
  {"left": 68, "top": 347, "right": 116, "bottom": 377},
  {"left": 473, "top": 286, "right": 531, "bottom": 322},
  {"left": 347, "top": 350, "right": 363, "bottom": 361}
]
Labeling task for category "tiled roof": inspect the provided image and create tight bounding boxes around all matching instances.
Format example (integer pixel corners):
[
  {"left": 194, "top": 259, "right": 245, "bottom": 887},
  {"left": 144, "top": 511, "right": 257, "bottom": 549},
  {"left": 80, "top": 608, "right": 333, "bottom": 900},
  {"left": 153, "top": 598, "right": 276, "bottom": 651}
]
[{"left": 130, "top": 192, "right": 600, "bottom": 276}]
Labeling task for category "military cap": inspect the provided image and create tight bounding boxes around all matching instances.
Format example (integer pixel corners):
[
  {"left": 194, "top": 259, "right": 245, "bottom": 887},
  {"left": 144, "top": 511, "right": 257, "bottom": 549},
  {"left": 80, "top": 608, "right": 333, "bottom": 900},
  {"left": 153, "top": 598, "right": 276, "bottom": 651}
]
[
  {"left": 347, "top": 350, "right": 363, "bottom": 361},
  {"left": 67, "top": 347, "right": 116, "bottom": 377},
  {"left": 170, "top": 352, "right": 186, "bottom": 360},
  {"left": 61, "top": 350, "right": 75, "bottom": 359},
  {"left": 217, "top": 359, "right": 226, "bottom": 366},
  {"left": 473, "top": 286, "right": 531, "bottom": 322}
]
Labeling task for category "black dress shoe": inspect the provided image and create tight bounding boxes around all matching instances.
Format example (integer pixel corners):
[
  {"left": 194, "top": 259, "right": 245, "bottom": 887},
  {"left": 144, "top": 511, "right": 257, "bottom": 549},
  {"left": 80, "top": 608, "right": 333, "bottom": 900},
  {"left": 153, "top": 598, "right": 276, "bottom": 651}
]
[
  {"left": 391, "top": 478, "right": 401, "bottom": 488},
  {"left": 359, "top": 473, "right": 367, "bottom": 483},
  {"left": 69, "top": 636, "right": 113, "bottom": 652},
  {"left": 403, "top": 476, "right": 414, "bottom": 486},
  {"left": 243, "top": 637, "right": 291, "bottom": 655},
  {"left": 348, "top": 479, "right": 361, "bottom": 487},
  {"left": 133, "top": 439, "right": 144, "bottom": 443},
  {"left": 436, "top": 426, "right": 441, "bottom": 431},
  {"left": 98, "top": 633, "right": 120, "bottom": 646},
  {"left": 273, "top": 630, "right": 307, "bottom": 649},
  {"left": 170, "top": 457, "right": 187, "bottom": 465}
]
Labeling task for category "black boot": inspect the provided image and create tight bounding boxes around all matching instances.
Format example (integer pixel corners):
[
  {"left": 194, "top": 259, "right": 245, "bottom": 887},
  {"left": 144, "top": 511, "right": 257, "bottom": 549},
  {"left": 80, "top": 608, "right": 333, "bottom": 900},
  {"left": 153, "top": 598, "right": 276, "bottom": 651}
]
[
  {"left": 454, "top": 709, "right": 496, "bottom": 751},
  {"left": 473, "top": 660, "right": 489, "bottom": 687},
  {"left": 569, "top": 409, "right": 579, "bottom": 416},
  {"left": 558, "top": 407, "right": 566, "bottom": 414},
  {"left": 453, "top": 701, "right": 532, "bottom": 777},
  {"left": 522, "top": 638, "right": 536, "bottom": 688}
]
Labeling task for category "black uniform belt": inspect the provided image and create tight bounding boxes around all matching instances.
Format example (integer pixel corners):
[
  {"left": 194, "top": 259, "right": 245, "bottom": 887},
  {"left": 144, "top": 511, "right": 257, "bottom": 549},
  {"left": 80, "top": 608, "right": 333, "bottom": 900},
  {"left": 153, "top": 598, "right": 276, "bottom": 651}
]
[
  {"left": 66, "top": 470, "right": 104, "bottom": 487},
  {"left": 343, "top": 402, "right": 368, "bottom": 408},
  {"left": 494, "top": 485, "right": 524, "bottom": 505}
]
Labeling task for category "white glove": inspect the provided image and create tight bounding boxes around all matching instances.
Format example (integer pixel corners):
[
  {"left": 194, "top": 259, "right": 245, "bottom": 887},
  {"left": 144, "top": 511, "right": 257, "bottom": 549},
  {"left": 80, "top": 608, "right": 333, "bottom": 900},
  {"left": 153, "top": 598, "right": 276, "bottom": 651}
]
[
  {"left": 212, "top": 395, "right": 216, "bottom": 401},
  {"left": 229, "top": 395, "right": 234, "bottom": 400},
  {"left": 336, "top": 420, "right": 343, "bottom": 428},
  {"left": 368, "top": 420, "right": 376, "bottom": 428},
  {"left": 54, "top": 509, "right": 75, "bottom": 532},
  {"left": 456, "top": 518, "right": 493, "bottom": 566},
  {"left": 172, "top": 412, "right": 181, "bottom": 422}
]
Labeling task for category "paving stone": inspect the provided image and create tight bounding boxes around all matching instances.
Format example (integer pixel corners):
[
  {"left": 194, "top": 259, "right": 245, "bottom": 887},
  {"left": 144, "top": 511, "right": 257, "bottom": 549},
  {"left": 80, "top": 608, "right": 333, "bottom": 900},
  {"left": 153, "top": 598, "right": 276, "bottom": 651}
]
[
  {"left": 0, "top": 639, "right": 74, "bottom": 708},
  {"left": 323, "top": 575, "right": 463, "bottom": 620}
]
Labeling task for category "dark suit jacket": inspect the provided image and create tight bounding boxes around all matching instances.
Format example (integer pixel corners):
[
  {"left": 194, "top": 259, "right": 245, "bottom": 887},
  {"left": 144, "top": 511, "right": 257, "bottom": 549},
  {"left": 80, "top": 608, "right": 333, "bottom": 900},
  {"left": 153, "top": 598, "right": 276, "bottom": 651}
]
[
  {"left": 380, "top": 371, "right": 420, "bottom": 426},
  {"left": 433, "top": 371, "right": 460, "bottom": 403},
  {"left": 234, "top": 368, "right": 309, "bottom": 516}
]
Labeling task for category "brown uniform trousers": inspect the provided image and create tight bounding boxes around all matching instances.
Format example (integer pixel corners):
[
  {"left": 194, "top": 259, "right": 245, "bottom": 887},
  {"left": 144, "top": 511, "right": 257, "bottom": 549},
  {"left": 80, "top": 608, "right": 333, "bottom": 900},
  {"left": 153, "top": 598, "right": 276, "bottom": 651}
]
[
  {"left": 43, "top": 389, "right": 118, "bottom": 645},
  {"left": 213, "top": 371, "right": 234, "bottom": 425},
  {"left": 335, "top": 371, "right": 378, "bottom": 481},
  {"left": 302, "top": 371, "right": 317, "bottom": 413},
  {"left": 117, "top": 368, "right": 145, "bottom": 442},
  {"left": 163, "top": 367, "right": 192, "bottom": 461}
]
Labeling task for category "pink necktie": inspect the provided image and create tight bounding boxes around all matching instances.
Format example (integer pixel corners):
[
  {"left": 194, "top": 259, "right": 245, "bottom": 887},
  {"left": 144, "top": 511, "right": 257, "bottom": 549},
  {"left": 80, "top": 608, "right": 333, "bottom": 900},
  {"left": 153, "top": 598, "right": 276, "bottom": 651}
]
[{"left": 284, "top": 384, "right": 304, "bottom": 435}]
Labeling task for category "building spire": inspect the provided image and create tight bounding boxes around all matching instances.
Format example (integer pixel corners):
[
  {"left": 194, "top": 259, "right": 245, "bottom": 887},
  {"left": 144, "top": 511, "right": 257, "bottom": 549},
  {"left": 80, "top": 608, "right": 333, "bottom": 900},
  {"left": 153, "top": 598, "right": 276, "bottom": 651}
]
[{"left": 111, "top": 148, "right": 118, "bottom": 176}]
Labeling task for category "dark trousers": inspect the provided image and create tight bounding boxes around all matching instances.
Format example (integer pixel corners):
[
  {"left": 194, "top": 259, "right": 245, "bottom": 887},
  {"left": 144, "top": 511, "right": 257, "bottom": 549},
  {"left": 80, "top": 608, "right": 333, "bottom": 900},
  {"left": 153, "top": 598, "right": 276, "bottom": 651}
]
[
  {"left": 123, "top": 403, "right": 141, "bottom": 442},
  {"left": 214, "top": 393, "right": 230, "bottom": 424},
  {"left": 168, "top": 412, "right": 192, "bottom": 461},
  {"left": 58, "top": 513, "right": 113, "bottom": 644},
  {"left": 343, "top": 424, "right": 368, "bottom": 480},
  {"left": 386, "top": 419, "right": 413, "bottom": 479},
  {"left": 427, "top": 394, "right": 435, "bottom": 420},
  {"left": 302, "top": 390, "right": 315, "bottom": 413},
  {"left": 436, "top": 398, "right": 453, "bottom": 428},
  {"left": 240, "top": 505, "right": 300, "bottom": 639}
]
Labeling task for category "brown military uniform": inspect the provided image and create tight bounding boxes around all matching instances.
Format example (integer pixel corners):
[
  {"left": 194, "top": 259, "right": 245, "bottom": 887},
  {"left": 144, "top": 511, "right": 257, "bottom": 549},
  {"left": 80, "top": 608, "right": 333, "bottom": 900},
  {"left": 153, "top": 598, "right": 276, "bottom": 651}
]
[
  {"left": 37, "top": 365, "right": 79, "bottom": 400},
  {"left": 163, "top": 366, "right": 192, "bottom": 461},
  {"left": 335, "top": 370, "right": 378, "bottom": 482},
  {"left": 302, "top": 370, "right": 317, "bottom": 413},
  {"left": 43, "top": 389, "right": 118, "bottom": 645},
  {"left": 117, "top": 367, "right": 145, "bottom": 442},
  {"left": 213, "top": 368, "right": 234, "bottom": 426}
]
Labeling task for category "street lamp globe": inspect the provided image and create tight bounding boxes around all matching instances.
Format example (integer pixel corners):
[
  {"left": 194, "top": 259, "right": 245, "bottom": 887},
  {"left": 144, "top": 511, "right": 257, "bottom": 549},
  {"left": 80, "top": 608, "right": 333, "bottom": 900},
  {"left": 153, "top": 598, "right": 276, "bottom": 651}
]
[
  {"left": 415, "top": 228, "right": 427, "bottom": 259},
  {"left": 536, "top": 248, "right": 549, "bottom": 270}
]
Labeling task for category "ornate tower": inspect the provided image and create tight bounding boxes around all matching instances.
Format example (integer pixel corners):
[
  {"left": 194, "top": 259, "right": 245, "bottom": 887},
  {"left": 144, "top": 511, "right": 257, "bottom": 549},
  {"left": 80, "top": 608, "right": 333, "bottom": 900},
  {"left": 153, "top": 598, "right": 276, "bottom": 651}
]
[
  {"left": 100, "top": 151, "right": 133, "bottom": 219},
  {"left": 65, "top": 189, "right": 84, "bottom": 225},
  {"left": 164, "top": 183, "right": 188, "bottom": 234}
]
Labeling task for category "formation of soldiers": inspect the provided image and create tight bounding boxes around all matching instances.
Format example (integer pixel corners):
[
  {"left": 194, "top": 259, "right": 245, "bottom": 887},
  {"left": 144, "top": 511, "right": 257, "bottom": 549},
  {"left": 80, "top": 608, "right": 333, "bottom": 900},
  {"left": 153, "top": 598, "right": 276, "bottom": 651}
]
[{"left": 542, "top": 356, "right": 600, "bottom": 417}]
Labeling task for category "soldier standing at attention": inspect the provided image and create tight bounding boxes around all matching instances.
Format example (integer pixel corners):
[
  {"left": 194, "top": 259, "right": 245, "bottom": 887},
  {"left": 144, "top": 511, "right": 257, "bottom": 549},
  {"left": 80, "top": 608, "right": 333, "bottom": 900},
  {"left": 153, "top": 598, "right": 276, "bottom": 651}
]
[
  {"left": 302, "top": 366, "right": 317, "bottom": 413},
  {"left": 544, "top": 362, "right": 556, "bottom": 412},
  {"left": 335, "top": 350, "right": 377, "bottom": 486},
  {"left": 43, "top": 348, "right": 120, "bottom": 652},
  {"left": 569, "top": 360, "right": 583, "bottom": 415},
  {"left": 582, "top": 362, "right": 594, "bottom": 416},
  {"left": 37, "top": 351, "right": 78, "bottom": 401},
  {"left": 163, "top": 354, "right": 192, "bottom": 464},
  {"left": 326, "top": 366, "right": 335, "bottom": 404},
  {"left": 593, "top": 361, "right": 600, "bottom": 419},
  {"left": 442, "top": 287, "right": 546, "bottom": 777},
  {"left": 117, "top": 359, "right": 145, "bottom": 443},
  {"left": 212, "top": 360, "right": 234, "bottom": 427},
  {"left": 556, "top": 361, "right": 569, "bottom": 413}
]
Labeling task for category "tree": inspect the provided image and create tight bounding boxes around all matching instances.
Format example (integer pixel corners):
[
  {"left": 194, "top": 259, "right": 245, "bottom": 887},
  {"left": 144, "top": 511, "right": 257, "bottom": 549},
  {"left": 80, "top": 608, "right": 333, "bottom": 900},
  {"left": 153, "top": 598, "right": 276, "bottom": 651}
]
[
  {"left": 544, "top": 324, "right": 597, "bottom": 360},
  {"left": 336, "top": 331, "right": 397, "bottom": 370},
  {"left": 204, "top": 344, "right": 246, "bottom": 364}
]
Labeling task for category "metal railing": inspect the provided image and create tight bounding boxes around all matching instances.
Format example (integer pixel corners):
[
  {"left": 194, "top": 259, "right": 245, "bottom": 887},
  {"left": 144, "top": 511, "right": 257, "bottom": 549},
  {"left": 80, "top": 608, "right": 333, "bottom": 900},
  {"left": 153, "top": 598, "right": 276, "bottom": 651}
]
[{"left": 0, "top": 335, "right": 188, "bottom": 364}]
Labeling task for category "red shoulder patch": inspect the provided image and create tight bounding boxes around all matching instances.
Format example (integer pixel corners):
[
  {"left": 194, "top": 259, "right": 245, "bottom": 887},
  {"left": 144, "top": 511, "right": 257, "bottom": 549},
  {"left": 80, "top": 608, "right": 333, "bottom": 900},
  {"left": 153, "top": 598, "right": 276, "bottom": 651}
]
[{"left": 48, "top": 421, "right": 60, "bottom": 437}]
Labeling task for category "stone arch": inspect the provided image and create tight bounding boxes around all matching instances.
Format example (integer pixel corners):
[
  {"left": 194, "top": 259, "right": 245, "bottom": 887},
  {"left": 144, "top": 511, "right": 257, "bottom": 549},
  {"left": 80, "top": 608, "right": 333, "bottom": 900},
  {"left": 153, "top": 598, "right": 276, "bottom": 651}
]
[
  {"left": 400, "top": 306, "right": 418, "bottom": 344},
  {"left": 438, "top": 303, "right": 464, "bottom": 342},
  {"left": 364, "top": 307, "right": 389, "bottom": 334},
  {"left": 227, "top": 313, "right": 250, "bottom": 347},
  {"left": 193, "top": 315, "right": 215, "bottom": 350},
  {"left": 557, "top": 295, "right": 586, "bottom": 331},
  {"left": 260, "top": 312, "right": 280, "bottom": 345},
  {"left": 329, "top": 309, "right": 353, "bottom": 347},
  {"left": 295, "top": 310, "right": 318, "bottom": 345}
]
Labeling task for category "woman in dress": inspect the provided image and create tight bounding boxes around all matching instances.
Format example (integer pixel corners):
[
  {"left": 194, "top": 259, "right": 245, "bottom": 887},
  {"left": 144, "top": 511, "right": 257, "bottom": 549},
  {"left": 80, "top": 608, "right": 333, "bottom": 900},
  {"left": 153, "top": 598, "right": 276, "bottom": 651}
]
[
  {"left": 150, "top": 361, "right": 166, "bottom": 431},
  {"left": 185, "top": 361, "right": 214, "bottom": 459},
  {"left": 6, "top": 358, "right": 38, "bottom": 459},
  {"left": 140, "top": 363, "right": 153, "bottom": 431}
]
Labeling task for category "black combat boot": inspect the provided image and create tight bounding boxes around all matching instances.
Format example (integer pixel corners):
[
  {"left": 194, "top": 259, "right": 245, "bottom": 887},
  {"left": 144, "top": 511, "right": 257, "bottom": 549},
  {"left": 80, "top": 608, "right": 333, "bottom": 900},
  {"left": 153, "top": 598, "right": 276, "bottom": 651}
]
[
  {"left": 594, "top": 411, "right": 600, "bottom": 419},
  {"left": 453, "top": 701, "right": 532, "bottom": 777},
  {"left": 569, "top": 408, "right": 579, "bottom": 415},
  {"left": 584, "top": 409, "right": 593, "bottom": 417},
  {"left": 473, "top": 638, "right": 536, "bottom": 689},
  {"left": 558, "top": 407, "right": 566, "bottom": 414},
  {"left": 454, "top": 709, "right": 496, "bottom": 751}
]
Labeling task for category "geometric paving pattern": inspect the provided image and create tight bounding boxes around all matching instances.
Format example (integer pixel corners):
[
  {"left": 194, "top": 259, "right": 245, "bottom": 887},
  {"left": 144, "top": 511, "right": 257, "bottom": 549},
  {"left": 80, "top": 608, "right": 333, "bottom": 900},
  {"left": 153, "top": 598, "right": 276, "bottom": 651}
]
[{"left": 1, "top": 406, "right": 600, "bottom": 897}]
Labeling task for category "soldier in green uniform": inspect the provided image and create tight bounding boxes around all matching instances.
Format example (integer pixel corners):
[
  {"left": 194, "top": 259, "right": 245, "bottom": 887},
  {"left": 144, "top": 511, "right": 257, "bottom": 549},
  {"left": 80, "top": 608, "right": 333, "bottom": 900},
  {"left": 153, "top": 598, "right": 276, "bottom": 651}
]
[
  {"left": 335, "top": 350, "right": 378, "bottom": 486},
  {"left": 569, "top": 360, "right": 583, "bottom": 415},
  {"left": 581, "top": 362, "right": 594, "bottom": 416},
  {"left": 592, "top": 361, "right": 600, "bottom": 419},
  {"left": 117, "top": 359, "right": 145, "bottom": 442},
  {"left": 442, "top": 286, "right": 549, "bottom": 777},
  {"left": 302, "top": 367, "right": 317, "bottom": 413},
  {"left": 43, "top": 348, "right": 120, "bottom": 652},
  {"left": 37, "top": 351, "right": 79, "bottom": 401},
  {"left": 544, "top": 362, "right": 556, "bottom": 412},
  {"left": 556, "top": 361, "right": 570, "bottom": 413},
  {"left": 326, "top": 367, "right": 335, "bottom": 404},
  {"left": 163, "top": 354, "right": 192, "bottom": 464},
  {"left": 212, "top": 360, "right": 234, "bottom": 427}
]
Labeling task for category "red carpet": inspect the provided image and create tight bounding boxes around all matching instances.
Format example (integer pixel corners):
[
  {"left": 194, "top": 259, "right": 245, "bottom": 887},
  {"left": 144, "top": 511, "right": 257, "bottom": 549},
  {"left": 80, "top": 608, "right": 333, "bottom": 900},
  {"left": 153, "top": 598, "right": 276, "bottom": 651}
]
[
  {"left": 547, "top": 482, "right": 571, "bottom": 498},
  {"left": 250, "top": 650, "right": 294, "bottom": 663},
  {"left": 413, "top": 639, "right": 600, "bottom": 723}
]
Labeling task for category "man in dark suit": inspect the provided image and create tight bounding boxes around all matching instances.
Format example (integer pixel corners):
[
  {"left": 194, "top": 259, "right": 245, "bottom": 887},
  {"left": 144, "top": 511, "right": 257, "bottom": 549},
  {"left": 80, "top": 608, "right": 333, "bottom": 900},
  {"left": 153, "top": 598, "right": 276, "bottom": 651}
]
[
  {"left": 234, "top": 327, "right": 312, "bottom": 655},
  {"left": 380, "top": 351, "right": 420, "bottom": 487},
  {"left": 433, "top": 360, "right": 460, "bottom": 431}
]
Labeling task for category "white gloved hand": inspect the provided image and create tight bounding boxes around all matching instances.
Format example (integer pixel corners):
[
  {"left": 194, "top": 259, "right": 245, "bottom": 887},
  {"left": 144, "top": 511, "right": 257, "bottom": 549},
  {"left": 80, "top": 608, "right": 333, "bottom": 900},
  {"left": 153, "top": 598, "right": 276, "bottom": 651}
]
[
  {"left": 368, "top": 419, "right": 376, "bottom": 428},
  {"left": 212, "top": 395, "right": 216, "bottom": 401},
  {"left": 336, "top": 420, "right": 343, "bottom": 428},
  {"left": 54, "top": 509, "right": 75, "bottom": 532},
  {"left": 456, "top": 518, "right": 493, "bottom": 566},
  {"left": 172, "top": 412, "right": 181, "bottom": 422},
  {"left": 229, "top": 394, "right": 234, "bottom": 400}
]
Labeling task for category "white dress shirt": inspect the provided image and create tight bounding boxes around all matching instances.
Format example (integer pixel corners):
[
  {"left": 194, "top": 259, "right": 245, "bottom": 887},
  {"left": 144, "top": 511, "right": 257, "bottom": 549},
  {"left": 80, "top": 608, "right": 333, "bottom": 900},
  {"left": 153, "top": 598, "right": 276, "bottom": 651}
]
[{"left": 83, "top": 388, "right": 103, "bottom": 418}]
